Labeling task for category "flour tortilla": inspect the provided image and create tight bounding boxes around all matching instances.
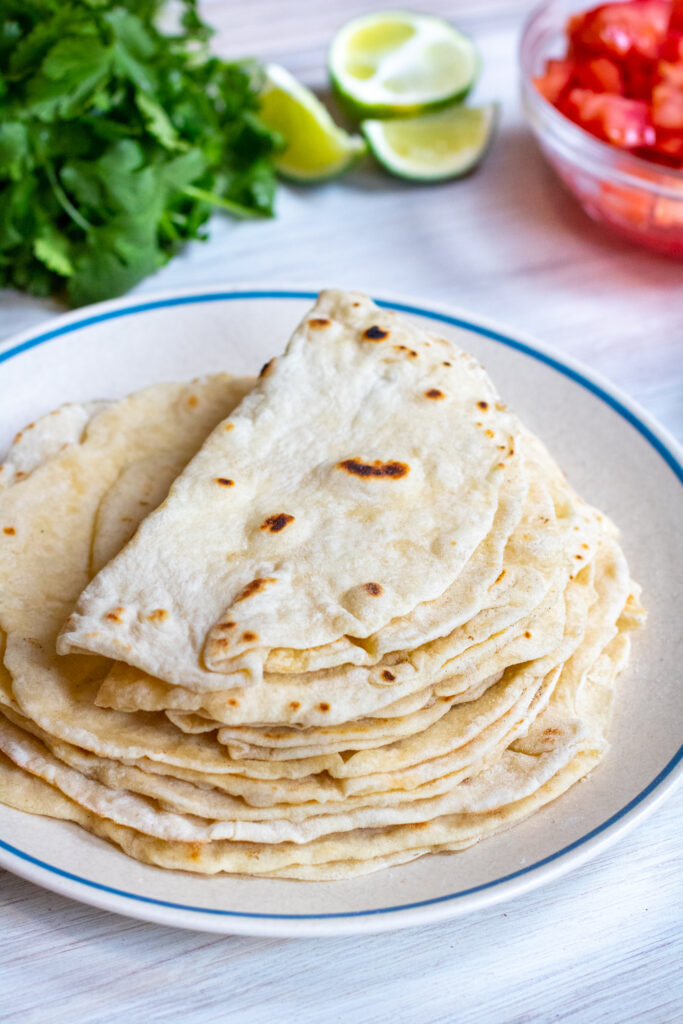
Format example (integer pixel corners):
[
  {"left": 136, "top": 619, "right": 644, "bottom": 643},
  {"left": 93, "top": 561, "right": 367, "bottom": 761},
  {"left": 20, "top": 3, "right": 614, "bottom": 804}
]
[
  {"left": 57, "top": 290, "right": 525, "bottom": 687},
  {"left": 0, "top": 297, "right": 645, "bottom": 881},
  {"left": 94, "top": 449, "right": 602, "bottom": 729}
]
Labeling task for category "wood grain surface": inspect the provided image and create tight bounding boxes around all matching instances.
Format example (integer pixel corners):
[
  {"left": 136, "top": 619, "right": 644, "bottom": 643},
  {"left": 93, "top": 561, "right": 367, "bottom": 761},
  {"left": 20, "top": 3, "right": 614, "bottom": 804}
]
[{"left": 0, "top": 1, "right": 681, "bottom": 1021}]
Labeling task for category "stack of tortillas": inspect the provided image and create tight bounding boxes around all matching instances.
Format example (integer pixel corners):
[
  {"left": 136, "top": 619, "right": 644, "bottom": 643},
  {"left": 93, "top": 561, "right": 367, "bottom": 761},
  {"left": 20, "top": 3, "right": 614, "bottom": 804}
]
[{"left": 0, "top": 290, "right": 645, "bottom": 880}]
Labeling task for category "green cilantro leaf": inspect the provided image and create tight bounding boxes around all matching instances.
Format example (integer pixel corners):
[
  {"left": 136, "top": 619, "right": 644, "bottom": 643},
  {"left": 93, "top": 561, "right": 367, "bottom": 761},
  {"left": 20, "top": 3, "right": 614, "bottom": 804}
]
[{"left": 0, "top": 0, "right": 280, "bottom": 306}]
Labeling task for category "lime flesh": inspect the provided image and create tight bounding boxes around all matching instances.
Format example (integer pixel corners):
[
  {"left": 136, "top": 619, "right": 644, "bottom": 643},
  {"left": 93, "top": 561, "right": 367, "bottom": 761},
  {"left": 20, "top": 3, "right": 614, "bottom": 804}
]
[
  {"left": 362, "top": 103, "right": 499, "bottom": 182},
  {"left": 259, "top": 64, "right": 366, "bottom": 183},
  {"left": 329, "top": 11, "right": 479, "bottom": 119}
]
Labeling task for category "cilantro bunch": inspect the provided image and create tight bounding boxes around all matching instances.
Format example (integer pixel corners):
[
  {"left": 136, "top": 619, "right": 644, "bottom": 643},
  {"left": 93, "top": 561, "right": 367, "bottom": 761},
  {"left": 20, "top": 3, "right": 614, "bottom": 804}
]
[{"left": 0, "top": 0, "right": 281, "bottom": 306}]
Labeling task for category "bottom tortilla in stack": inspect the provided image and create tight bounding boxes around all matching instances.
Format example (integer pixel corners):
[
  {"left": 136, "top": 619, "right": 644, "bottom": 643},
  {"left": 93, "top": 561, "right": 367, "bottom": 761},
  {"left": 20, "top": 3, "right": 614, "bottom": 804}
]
[{"left": 0, "top": 303, "right": 645, "bottom": 880}]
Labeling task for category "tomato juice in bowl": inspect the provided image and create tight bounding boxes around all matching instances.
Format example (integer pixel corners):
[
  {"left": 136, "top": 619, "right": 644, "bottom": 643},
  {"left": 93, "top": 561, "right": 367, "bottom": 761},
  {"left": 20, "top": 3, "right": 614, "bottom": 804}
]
[{"left": 520, "top": 0, "right": 683, "bottom": 256}]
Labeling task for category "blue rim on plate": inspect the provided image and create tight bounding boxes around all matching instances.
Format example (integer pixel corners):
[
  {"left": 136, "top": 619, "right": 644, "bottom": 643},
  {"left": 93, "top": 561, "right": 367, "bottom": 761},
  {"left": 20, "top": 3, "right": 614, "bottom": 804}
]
[{"left": 0, "top": 289, "right": 681, "bottom": 925}]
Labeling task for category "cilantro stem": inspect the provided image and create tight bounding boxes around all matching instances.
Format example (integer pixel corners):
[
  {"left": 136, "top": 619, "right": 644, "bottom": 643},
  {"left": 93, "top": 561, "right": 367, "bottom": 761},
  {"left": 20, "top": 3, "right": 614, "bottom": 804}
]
[
  {"left": 45, "top": 163, "right": 92, "bottom": 233},
  {"left": 181, "top": 185, "right": 268, "bottom": 219}
]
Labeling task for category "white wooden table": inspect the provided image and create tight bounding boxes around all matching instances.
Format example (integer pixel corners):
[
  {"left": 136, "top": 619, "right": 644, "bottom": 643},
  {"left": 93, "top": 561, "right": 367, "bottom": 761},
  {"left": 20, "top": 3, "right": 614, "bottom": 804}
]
[{"left": 1, "top": 2, "right": 681, "bottom": 1021}]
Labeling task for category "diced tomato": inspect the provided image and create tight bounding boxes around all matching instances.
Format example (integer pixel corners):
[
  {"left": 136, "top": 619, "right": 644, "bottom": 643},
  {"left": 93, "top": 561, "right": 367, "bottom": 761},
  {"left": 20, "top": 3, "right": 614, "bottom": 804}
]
[
  {"left": 564, "top": 88, "right": 657, "bottom": 147},
  {"left": 654, "top": 128, "right": 683, "bottom": 154},
  {"left": 533, "top": 59, "right": 577, "bottom": 104},
  {"left": 534, "top": 0, "right": 683, "bottom": 177},
  {"left": 655, "top": 58, "right": 683, "bottom": 86},
  {"left": 653, "top": 195, "right": 683, "bottom": 224},
  {"left": 652, "top": 81, "right": 683, "bottom": 125},
  {"left": 577, "top": 56, "right": 625, "bottom": 91},
  {"left": 569, "top": 1, "right": 671, "bottom": 61},
  {"left": 659, "top": 31, "right": 683, "bottom": 61},
  {"left": 598, "top": 179, "right": 654, "bottom": 226},
  {"left": 620, "top": 52, "right": 658, "bottom": 97},
  {"left": 669, "top": 0, "right": 683, "bottom": 33}
]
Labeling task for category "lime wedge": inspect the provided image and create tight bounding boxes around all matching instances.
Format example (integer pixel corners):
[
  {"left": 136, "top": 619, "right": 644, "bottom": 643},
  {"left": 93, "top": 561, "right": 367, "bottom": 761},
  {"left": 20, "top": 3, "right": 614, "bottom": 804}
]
[
  {"left": 329, "top": 11, "right": 479, "bottom": 119},
  {"left": 259, "top": 64, "right": 366, "bottom": 183},
  {"left": 361, "top": 103, "right": 499, "bottom": 181}
]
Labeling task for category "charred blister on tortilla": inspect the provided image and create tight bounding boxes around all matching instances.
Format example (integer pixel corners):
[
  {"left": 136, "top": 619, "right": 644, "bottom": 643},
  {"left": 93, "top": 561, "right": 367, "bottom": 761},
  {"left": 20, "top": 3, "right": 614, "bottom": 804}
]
[
  {"left": 362, "top": 325, "right": 390, "bottom": 341},
  {"left": 337, "top": 458, "right": 409, "bottom": 479},
  {"left": 260, "top": 513, "right": 295, "bottom": 533},
  {"left": 234, "top": 578, "right": 278, "bottom": 602}
]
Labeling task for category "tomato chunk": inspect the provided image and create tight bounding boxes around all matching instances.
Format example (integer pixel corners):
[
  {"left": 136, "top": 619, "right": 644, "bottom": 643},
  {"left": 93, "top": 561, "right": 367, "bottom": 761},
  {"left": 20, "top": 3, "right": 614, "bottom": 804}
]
[
  {"left": 669, "top": 0, "right": 683, "bottom": 33},
  {"left": 652, "top": 82, "right": 683, "bottom": 126},
  {"left": 569, "top": 1, "right": 671, "bottom": 61},
  {"left": 534, "top": 59, "right": 577, "bottom": 104},
  {"left": 656, "top": 58, "right": 683, "bottom": 87},
  {"left": 534, "top": 1, "right": 683, "bottom": 172},
  {"left": 564, "top": 89, "right": 656, "bottom": 147}
]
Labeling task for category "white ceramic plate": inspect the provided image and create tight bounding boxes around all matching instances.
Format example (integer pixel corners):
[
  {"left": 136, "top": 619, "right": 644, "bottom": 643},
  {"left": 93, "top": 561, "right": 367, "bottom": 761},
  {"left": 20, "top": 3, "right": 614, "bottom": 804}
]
[{"left": 0, "top": 287, "right": 681, "bottom": 937}]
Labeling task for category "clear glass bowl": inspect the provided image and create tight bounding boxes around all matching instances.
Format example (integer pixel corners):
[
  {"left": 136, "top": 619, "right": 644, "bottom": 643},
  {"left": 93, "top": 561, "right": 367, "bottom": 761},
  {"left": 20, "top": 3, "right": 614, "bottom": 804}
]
[{"left": 520, "top": 0, "right": 683, "bottom": 257}]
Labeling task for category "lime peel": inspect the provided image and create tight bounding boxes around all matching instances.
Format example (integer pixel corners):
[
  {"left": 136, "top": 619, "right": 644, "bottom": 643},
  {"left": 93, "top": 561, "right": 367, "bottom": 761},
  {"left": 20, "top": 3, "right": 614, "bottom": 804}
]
[
  {"left": 260, "top": 64, "right": 366, "bottom": 183},
  {"left": 361, "top": 103, "right": 500, "bottom": 182},
  {"left": 329, "top": 11, "right": 480, "bottom": 119}
]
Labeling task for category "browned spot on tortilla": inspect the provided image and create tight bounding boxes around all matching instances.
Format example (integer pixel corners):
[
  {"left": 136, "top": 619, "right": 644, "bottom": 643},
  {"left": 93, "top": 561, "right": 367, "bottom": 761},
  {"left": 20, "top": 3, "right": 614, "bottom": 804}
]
[
  {"left": 442, "top": 361, "right": 451, "bottom": 367},
  {"left": 105, "top": 607, "right": 125, "bottom": 624},
  {"left": 242, "top": 631, "right": 258, "bottom": 642},
  {"left": 495, "top": 569, "right": 506, "bottom": 584},
  {"left": 461, "top": 777, "right": 473, "bottom": 785},
  {"left": 213, "top": 637, "right": 230, "bottom": 647},
  {"left": 223, "top": 422, "right": 234, "bottom": 431},
  {"left": 289, "top": 701, "right": 301, "bottom": 711},
  {"left": 363, "top": 325, "right": 389, "bottom": 341},
  {"left": 498, "top": 445, "right": 507, "bottom": 451},
  {"left": 215, "top": 621, "right": 236, "bottom": 632},
  {"left": 524, "top": 631, "right": 532, "bottom": 638},
  {"left": 216, "top": 477, "right": 234, "bottom": 487},
  {"left": 189, "top": 843, "right": 203, "bottom": 863},
  {"left": 139, "top": 500, "right": 149, "bottom": 506},
  {"left": 575, "top": 554, "right": 584, "bottom": 560},
  {"left": 352, "top": 302, "right": 361, "bottom": 307},
  {"left": 187, "top": 395, "right": 198, "bottom": 408},
  {"left": 393, "top": 344, "right": 418, "bottom": 357},
  {"left": 309, "top": 318, "right": 331, "bottom": 329},
  {"left": 425, "top": 389, "right": 444, "bottom": 400},
  {"left": 3, "top": 527, "right": 16, "bottom": 536},
  {"left": 338, "top": 458, "right": 409, "bottom": 479},
  {"left": 228, "top": 698, "right": 239, "bottom": 707},
  {"left": 544, "top": 727, "right": 561, "bottom": 737},
  {"left": 582, "top": 543, "right": 589, "bottom": 550},
  {"left": 476, "top": 422, "right": 483, "bottom": 428},
  {"left": 495, "top": 401, "right": 506, "bottom": 411},
  {"left": 318, "top": 702, "right": 330, "bottom": 712},
  {"left": 147, "top": 608, "right": 169, "bottom": 623},
  {"left": 381, "top": 670, "right": 395, "bottom": 682},
  {"left": 13, "top": 432, "right": 22, "bottom": 443},
  {"left": 259, "top": 358, "right": 275, "bottom": 378},
  {"left": 573, "top": 525, "right": 580, "bottom": 531},
  {"left": 120, "top": 517, "right": 133, "bottom": 523},
  {"left": 477, "top": 401, "right": 489, "bottom": 410},
  {"left": 485, "top": 429, "right": 495, "bottom": 438},
  {"left": 364, "top": 582, "right": 383, "bottom": 596},
  {"left": 260, "top": 513, "right": 294, "bottom": 533},
  {"left": 235, "top": 577, "right": 277, "bottom": 602}
]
